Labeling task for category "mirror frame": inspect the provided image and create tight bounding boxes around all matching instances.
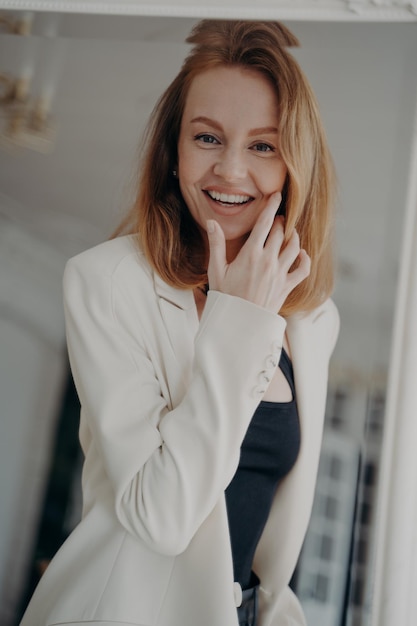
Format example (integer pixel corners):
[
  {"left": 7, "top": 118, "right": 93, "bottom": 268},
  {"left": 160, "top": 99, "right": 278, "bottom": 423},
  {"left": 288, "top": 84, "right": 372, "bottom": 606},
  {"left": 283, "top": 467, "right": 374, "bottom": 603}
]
[
  {"left": 0, "top": 0, "right": 417, "bottom": 22},
  {"left": 1, "top": 2, "right": 417, "bottom": 625},
  {"left": 371, "top": 90, "right": 417, "bottom": 625}
]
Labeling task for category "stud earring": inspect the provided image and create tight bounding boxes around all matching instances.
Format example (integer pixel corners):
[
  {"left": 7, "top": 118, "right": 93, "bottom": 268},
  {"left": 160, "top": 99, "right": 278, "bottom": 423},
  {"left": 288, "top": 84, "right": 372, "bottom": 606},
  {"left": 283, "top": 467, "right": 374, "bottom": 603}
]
[{"left": 172, "top": 169, "right": 177, "bottom": 177}]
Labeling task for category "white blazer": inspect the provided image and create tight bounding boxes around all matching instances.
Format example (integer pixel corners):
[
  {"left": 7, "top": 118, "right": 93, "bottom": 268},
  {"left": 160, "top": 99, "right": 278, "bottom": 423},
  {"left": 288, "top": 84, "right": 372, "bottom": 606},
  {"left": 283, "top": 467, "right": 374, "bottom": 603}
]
[{"left": 21, "top": 235, "right": 339, "bottom": 626}]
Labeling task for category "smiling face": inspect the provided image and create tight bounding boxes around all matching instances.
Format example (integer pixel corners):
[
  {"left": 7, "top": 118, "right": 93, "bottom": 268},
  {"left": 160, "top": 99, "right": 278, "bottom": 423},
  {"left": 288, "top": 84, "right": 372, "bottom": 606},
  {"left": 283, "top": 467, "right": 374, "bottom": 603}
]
[{"left": 177, "top": 65, "right": 288, "bottom": 260}]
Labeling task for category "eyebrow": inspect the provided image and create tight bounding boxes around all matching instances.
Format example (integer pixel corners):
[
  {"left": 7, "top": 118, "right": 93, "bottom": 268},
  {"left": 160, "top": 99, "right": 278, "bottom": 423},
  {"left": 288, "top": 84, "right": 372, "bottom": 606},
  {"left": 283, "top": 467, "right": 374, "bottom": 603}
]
[{"left": 190, "top": 116, "right": 278, "bottom": 136}]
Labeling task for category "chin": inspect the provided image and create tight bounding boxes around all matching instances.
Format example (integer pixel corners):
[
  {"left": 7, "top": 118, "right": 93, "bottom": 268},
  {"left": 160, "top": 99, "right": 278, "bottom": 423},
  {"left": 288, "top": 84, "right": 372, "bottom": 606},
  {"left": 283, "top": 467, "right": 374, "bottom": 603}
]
[{"left": 222, "top": 225, "right": 252, "bottom": 242}]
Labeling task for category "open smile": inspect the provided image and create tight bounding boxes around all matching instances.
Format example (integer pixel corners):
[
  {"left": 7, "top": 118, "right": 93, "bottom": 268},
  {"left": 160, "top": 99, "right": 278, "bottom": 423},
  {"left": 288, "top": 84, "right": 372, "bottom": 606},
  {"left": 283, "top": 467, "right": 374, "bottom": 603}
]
[{"left": 204, "top": 189, "right": 253, "bottom": 207}]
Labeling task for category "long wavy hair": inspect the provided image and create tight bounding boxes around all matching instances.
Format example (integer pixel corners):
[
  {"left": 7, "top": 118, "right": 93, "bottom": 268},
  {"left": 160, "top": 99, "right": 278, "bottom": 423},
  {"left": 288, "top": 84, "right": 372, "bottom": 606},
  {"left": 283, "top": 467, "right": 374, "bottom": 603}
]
[{"left": 113, "top": 20, "right": 337, "bottom": 316}]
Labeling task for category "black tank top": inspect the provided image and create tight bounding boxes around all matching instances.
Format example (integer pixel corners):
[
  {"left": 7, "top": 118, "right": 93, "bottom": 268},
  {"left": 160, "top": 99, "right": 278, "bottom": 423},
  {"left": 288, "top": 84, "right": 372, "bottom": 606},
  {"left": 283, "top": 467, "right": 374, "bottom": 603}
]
[{"left": 225, "top": 349, "right": 300, "bottom": 590}]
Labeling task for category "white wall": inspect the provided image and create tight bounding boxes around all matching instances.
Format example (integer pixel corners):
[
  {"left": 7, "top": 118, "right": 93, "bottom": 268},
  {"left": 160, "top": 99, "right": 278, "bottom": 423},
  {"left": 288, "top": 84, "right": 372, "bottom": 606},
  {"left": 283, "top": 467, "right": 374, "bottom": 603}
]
[{"left": 0, "top": 212, "right": 93, "bottom": 622}]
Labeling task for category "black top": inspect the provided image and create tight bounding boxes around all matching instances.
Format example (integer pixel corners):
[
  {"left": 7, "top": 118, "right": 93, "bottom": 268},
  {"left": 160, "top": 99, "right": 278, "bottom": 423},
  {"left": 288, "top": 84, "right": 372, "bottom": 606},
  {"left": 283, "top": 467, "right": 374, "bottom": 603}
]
[{"left": 225, "top": 349, "right": 300, "bottom": 590}]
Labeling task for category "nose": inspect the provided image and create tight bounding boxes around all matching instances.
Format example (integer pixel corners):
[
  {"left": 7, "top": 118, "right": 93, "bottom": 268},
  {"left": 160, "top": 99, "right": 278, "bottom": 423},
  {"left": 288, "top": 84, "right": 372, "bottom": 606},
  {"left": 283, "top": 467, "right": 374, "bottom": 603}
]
[{"left": 213, "top": 147, "right": 247, "bottom": 182}]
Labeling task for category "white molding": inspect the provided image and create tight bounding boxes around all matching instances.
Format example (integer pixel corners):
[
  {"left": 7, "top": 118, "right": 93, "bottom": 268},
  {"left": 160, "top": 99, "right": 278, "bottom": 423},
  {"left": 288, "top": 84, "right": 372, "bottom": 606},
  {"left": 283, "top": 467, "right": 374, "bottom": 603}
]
[
  {"left": 0, "top": 2, "right": 416, "bottom": 624},
  {"left": 371, "top": 81, "right": 417, "bottom": 626},
  {"left": 0, "top": 0, "right": 416, "bottom": 21}
]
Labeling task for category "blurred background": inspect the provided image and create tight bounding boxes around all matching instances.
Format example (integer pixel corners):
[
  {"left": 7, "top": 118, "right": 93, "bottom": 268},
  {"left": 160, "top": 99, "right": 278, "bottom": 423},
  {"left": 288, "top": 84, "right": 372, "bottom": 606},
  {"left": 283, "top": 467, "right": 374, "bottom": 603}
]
[{"left": 0, "top": 7, "right": 417, "bottom": 626}]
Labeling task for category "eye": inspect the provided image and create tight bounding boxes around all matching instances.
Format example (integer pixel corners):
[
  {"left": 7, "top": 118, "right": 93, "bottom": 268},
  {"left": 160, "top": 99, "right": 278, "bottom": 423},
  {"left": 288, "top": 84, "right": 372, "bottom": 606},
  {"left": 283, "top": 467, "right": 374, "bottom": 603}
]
[
  {"left": 195, "top": 133, "right": 220, "bottom": 145},
  {"left": 252, "top": 142, "right": 275, "bottom": 153}
]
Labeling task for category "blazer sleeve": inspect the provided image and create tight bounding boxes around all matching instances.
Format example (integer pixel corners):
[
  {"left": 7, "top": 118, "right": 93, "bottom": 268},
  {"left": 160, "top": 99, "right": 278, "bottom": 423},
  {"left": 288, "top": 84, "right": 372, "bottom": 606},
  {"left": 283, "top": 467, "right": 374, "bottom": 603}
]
[{"left": 63, "top": 255, "right": 287, "bottom": 556}]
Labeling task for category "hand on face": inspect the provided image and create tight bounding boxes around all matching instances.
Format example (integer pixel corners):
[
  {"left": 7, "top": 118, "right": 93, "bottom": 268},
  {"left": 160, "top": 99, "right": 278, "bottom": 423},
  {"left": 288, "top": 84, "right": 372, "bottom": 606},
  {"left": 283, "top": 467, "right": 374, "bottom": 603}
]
[
  {"left": 206, "top": 192, "right": 311, "bottom": 314},
  {"left": 177, "top": 66, "right": 288, "bottom": 255}
]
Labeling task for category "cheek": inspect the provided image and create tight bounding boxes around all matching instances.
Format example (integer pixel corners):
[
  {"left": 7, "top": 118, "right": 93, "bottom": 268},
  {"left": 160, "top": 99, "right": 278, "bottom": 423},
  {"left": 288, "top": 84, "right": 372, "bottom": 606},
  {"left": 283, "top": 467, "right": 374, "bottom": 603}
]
[
  {"left": 177, "top": 136, "right": 191, "bottom": 176},
  {"left": 178, "top": 149, "right": 200, "bottom": 186},
  {"left": 257, "top": 163, "right": 287, "bottom": 194},
  {"left": 276, "top": 165, "right": 288, "bottom": 194}
]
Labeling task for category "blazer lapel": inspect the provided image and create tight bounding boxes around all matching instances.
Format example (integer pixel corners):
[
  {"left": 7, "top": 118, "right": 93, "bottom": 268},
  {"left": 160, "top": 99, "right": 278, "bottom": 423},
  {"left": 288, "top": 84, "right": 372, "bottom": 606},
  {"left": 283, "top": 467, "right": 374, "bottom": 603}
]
[
  {"left": 286, "top": 308, "right": 333, "bottom": 439},
  {"left": 153, "top": 272, "right": 199, "bottom": 407},
  {"left": 254, "top": 306, "right": 335, "bottom": 597},
  {"left": 286, "top": 314, "right": 315, "bottom": 441}
]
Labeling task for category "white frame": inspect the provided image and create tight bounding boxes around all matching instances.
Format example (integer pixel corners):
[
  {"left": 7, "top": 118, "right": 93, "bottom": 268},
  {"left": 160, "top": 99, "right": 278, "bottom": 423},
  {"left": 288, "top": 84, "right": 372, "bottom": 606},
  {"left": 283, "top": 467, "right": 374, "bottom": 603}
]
[
  {"left": 0, "top": 0, "right": 416, "bottom": 21},
  {"left": 1, "top": 2, "right": 417, "bottom": 625},
  {"left": 371, "top": 83, "right": 417, "bottom": 626}
]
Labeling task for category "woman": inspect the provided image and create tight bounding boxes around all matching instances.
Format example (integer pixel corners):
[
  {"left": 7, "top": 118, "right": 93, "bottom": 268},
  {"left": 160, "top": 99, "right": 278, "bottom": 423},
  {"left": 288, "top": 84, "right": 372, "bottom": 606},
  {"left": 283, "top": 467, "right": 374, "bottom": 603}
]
[{"left": 21, "top": 19, "right": 339, "bottom": 626}]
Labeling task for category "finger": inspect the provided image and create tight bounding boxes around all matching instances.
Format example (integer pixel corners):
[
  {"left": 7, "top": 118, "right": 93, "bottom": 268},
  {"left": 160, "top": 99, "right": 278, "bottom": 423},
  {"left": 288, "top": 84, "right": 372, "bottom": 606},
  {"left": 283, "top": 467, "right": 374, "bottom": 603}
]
[
  {"left": 287, "top": 249, "right": 311, "bottom": 289},
  {"left": 206, "top": 220, "right": 227, "bottom": 290},
  {"left": 247, "top": 191, "right": 282, "bottom": 248},
  {"left": 264, "top": 214, "right": 285, "bottom": 253},
  {"left": 278, "top": 229, "right": 301, "bottom": 271}
]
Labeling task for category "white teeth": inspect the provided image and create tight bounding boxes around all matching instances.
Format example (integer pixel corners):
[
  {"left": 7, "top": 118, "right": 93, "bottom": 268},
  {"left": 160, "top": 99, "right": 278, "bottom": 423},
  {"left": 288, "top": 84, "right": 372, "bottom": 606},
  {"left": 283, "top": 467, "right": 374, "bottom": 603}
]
[{"left": 207, "top": 190, "right": 251, "bottom": 204}]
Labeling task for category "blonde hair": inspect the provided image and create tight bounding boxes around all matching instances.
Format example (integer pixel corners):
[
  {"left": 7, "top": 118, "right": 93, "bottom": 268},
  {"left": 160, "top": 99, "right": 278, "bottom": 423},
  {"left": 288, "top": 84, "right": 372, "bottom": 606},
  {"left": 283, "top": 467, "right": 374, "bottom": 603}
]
[{"left": 114, "top": 20, "right": 337, "bottom": 316}]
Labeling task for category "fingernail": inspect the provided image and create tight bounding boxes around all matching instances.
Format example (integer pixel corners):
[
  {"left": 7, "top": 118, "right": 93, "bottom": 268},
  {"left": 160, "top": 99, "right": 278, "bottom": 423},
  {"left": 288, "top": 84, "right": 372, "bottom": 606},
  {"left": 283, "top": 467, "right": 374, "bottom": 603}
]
[{"left": 206, "top": 220, "right": 215, "bottom": 234}]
